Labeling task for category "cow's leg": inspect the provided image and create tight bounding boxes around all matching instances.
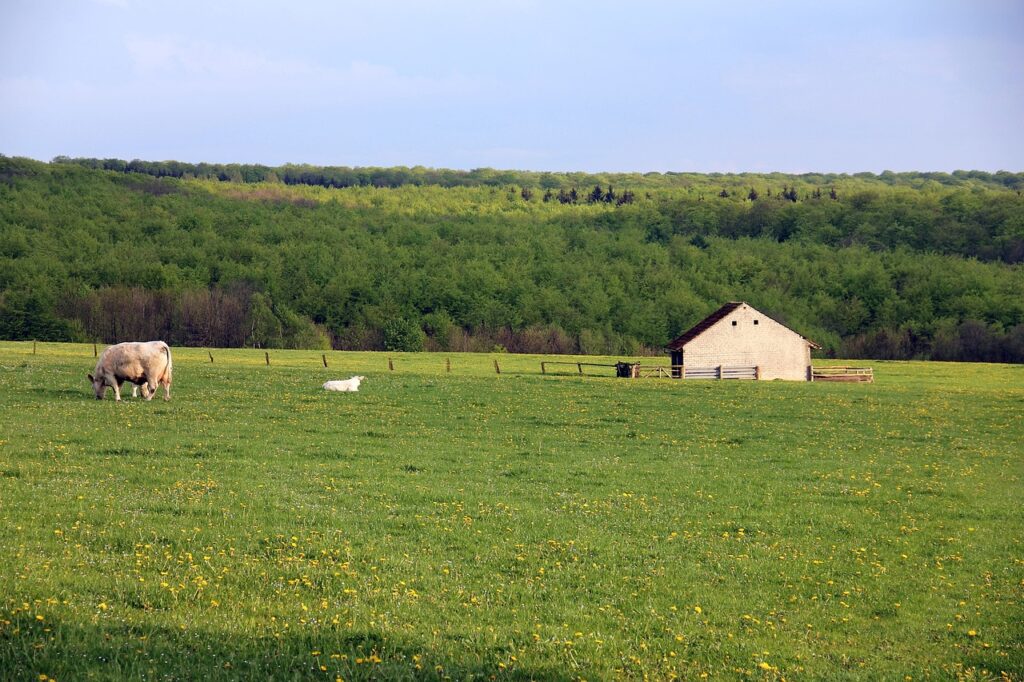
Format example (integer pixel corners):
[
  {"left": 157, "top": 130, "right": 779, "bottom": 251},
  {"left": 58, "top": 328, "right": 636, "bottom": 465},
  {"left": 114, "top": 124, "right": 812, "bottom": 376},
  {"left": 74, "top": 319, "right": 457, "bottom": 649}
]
[
  {"left": 145, "top": 379, "right": 157, "bottom": 401},
  {"left": 112, "top": 380, "right": 122, "bottom": 402},
  {"left": 162, "top": 380, "right": 171, "bottom": 401},
  {"left": 139, "top": 383, "right": 151, "bottom": 399}
]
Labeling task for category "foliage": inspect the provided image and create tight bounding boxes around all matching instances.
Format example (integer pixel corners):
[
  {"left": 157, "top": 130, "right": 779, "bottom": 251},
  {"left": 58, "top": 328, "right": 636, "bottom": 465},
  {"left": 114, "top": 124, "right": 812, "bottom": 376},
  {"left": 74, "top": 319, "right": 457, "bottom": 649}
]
[
  {"left": 382, "top": 317, "right": 426, "bottom": 352},
  {"left": 2, "top": 156, "right": 1023, "bottom": 361},
  {"left": 53, "top": 154, "right": 1024, "bottom": 193},
  {"left": 0, "top": 289, "right": 84, "bottom": 342}
]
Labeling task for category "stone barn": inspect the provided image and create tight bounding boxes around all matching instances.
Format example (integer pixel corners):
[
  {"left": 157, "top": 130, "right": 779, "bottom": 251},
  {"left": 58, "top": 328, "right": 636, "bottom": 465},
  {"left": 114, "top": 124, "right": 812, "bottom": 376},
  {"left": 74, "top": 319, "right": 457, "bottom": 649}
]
[{"left": 667, "top": 302, "right": 819, "bottom": 381}]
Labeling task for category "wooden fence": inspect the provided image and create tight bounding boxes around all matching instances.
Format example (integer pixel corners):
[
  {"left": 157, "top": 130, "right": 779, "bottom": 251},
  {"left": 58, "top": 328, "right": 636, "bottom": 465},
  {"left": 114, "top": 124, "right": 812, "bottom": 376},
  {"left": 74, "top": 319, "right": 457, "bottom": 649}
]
[
  {"left": 25, "top": 341, "right": 869, "bottom": 383},
  {"left": 540, "top": 361, "right": 622, "bottom": 376},
  {"left": 811, "top": 366, "right": 874, "bottom": 382},
  {"left": 635, "top": 365, "right": 672, "bottom": 378},
  {"left": 660, "top": 365, "right": 759, "bottom": 380},
  {"left": 542, "top": 362, "right": 761, "bottom": 380}
]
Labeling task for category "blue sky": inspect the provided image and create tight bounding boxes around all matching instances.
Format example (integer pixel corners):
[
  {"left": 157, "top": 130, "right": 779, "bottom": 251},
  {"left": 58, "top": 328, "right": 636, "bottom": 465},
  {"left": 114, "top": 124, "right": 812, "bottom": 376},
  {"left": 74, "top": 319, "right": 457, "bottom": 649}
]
[{"left": 1, "top": 0, "right": 1021, "bottom": 173}]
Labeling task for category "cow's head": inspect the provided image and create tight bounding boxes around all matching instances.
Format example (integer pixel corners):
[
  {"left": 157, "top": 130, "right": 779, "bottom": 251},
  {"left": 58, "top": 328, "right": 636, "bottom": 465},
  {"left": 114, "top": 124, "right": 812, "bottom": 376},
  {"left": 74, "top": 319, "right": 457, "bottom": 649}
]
[{"left": 87, "top": 374, "right": 106, "bottom": 399}]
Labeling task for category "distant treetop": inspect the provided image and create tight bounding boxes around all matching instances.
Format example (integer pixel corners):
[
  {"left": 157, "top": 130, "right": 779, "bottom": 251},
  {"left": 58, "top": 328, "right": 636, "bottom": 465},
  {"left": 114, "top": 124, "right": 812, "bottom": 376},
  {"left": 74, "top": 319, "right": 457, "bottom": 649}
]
[{"left": 43, "top": 155, "right": 1024, "bottom": 193}]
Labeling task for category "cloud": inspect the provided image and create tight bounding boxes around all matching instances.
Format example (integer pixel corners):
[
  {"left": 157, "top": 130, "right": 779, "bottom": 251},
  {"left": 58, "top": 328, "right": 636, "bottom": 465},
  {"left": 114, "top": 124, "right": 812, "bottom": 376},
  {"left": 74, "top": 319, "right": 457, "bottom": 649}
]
[
  {"left": 122, "top": 35, "right": 478, "bottom": 104},
  {"left": 719, "top": 33, "right": 1008, "bottom": 126},
  {"left": 0, "top": 76, "right": 96, "bottom": 111}
]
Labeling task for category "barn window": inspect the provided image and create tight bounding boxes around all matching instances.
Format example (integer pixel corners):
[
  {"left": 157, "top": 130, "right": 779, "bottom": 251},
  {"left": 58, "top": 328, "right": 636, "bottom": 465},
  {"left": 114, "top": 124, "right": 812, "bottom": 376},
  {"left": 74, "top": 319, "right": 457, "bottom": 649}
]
[
  {"left": 754, "top": 319, "right": 759, "bottom": 325},
  {"left": 731, "top": 320, "right": 737, "bottom": 326}
]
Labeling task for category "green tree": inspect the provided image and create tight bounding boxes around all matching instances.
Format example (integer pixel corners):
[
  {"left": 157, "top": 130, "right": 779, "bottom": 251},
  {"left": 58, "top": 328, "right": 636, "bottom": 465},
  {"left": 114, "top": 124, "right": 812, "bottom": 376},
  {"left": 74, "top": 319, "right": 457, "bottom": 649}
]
[
  {"left": 383, "top": 318, "right": 426, "bottom": 352},
  {"left": 246, "top": 293, "right": 282, "bottom": 348}
]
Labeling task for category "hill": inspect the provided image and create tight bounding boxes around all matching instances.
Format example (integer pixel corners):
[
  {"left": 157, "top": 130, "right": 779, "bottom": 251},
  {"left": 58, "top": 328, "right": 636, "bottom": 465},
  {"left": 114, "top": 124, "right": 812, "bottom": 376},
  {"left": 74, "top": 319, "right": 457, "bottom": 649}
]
[{"left": 1, "top": 156, "right": 1023, "bottom": 361}]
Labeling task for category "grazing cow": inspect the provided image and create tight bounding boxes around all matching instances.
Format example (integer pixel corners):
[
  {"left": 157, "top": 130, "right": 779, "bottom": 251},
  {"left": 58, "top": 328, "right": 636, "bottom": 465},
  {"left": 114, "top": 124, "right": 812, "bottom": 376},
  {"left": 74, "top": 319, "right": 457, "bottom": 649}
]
[
  {"left": 88, "top": 341, "right": 173, "bottom": 401},
  {"left": 323, "top": 376, "right": 365, "bottom": 392}
]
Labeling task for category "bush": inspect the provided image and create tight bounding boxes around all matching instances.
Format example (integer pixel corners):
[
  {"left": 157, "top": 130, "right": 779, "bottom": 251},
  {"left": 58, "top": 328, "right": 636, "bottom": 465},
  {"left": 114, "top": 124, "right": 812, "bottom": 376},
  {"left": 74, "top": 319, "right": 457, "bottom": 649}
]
[{"left": 383, "top": 318, "right": 426, "bottom": 352}]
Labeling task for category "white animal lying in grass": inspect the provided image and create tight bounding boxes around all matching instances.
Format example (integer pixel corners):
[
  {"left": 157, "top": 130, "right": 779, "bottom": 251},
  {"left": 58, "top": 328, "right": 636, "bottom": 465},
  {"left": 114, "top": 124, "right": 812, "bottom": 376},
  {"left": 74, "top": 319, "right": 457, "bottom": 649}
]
[{"left": 323, "top": 376, "right": 366, "bottom": 392}]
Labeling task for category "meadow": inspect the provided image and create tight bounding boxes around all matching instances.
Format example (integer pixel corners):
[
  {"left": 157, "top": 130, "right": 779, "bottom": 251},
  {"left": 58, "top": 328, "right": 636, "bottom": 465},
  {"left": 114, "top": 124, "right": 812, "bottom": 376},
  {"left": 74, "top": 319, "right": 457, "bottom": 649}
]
[{"left": 0, "top": 342, "right": 1021, "bottom": 680}]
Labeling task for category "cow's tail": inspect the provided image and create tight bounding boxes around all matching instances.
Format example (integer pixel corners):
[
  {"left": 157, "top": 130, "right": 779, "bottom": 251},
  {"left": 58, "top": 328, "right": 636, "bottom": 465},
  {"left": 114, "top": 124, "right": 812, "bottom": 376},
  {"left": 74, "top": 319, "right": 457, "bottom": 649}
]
[{"left": 162, "top": 342, "right": 173, "bottom": 385}]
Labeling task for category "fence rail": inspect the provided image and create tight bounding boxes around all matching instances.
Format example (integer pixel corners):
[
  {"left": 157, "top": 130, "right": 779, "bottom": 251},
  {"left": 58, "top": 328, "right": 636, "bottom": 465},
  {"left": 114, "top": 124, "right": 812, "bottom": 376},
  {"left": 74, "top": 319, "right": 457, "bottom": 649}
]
[
  {"left": 633, "top": 365, "right": 759, "bottom": 380},
  {"left": 812, "top": 366, "right": 874, "bottom": 382},
  {"left": 635, "top": 365, "right": 672, "bottom": 379},
  {"left": 540, "top": 361, "right": 621, "bottom": 376}
]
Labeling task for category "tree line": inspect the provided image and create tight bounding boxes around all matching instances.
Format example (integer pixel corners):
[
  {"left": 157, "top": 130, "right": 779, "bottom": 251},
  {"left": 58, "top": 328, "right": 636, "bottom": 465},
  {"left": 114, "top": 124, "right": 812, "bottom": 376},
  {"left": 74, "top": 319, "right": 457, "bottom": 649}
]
[
  {"left": 52, "top": 155, "right": 1024, "bottom": 192},
  {"left": 1, "top": 156, "right": 1022, "bottom": 362}
]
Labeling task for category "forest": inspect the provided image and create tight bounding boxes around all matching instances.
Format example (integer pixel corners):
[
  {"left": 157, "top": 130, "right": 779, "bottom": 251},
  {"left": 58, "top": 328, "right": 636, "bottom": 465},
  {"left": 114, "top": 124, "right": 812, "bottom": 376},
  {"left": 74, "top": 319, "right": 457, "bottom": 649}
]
[{"left": 2, "top": 155, "right": 1023, "bottom": 361}]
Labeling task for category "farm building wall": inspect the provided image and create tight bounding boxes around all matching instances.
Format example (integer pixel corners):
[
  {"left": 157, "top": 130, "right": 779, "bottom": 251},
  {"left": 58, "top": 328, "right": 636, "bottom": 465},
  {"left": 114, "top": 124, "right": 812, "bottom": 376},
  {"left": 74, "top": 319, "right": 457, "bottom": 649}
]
[{"left": 679, "top": 303, "right": 812, "bottom": 381}]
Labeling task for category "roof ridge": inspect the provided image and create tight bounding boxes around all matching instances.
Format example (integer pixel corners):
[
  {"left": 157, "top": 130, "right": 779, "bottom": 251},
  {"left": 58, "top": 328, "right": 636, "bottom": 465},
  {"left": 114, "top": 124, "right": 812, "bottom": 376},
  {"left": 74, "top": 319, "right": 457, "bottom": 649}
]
[{"left": 666, "top": 301, "right": 819, "bottom": 350}]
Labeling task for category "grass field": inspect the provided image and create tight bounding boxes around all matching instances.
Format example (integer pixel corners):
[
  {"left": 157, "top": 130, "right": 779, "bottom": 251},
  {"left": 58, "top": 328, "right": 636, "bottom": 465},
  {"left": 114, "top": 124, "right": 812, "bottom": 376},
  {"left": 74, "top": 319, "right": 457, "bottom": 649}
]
[{"left": 1, "top": 342, "right": 1021, "bottom": 681}]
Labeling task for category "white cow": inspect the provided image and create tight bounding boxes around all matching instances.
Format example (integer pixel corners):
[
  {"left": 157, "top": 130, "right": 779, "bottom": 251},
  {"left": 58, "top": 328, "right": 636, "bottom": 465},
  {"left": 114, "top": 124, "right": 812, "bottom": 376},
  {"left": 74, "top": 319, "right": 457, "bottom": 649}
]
[
  {"left": 323, "top": 376, "right": 365, "bottom": 392},
  {"left": 88, "top": 341, "right": 173, "bottom": 401}
]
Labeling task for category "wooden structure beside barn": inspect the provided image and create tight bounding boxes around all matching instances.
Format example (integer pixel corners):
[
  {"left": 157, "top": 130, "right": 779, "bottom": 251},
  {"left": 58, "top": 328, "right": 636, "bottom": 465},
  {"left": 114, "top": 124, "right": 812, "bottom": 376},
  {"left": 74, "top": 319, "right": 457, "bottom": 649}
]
[
  {"left": 666, "top": 302, "right": 819, "bottom": 381},
  {"left": 812, "top": 366, "right": 874, "bottom": 382}
]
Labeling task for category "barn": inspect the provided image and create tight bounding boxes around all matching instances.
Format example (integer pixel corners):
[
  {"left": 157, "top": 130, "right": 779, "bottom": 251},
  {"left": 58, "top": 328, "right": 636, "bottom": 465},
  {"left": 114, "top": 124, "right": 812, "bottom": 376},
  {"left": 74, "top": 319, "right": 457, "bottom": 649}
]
[{"left": 666, "top": 302, "right": 820, "bottom": 381}]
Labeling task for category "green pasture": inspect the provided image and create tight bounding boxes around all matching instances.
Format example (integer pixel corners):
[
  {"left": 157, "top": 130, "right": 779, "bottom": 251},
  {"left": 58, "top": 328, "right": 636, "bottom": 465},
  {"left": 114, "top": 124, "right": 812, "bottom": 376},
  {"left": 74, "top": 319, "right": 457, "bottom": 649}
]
[{"left": 0, "top": 342, "right": 1021, "bottom": 680}]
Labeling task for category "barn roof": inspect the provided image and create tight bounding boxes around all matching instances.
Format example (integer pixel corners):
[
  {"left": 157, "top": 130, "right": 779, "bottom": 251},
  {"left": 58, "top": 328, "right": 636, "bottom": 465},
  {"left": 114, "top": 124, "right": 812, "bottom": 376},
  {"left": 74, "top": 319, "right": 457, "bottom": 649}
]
[
  {"left": 666, "top": 301, "right": 820, "bottom": 350},
  {"left": 666, "top": 302, "right": 743, "bottom": 350}
]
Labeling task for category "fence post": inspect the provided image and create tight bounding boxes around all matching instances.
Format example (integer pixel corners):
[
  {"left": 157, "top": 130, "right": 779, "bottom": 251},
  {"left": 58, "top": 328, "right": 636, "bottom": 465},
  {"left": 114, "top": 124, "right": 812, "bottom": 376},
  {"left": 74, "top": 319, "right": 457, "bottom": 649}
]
[
  {"left": 265, "top": 351, "right": 270, "bottom": 366},
  {"left": 33, "top": 340, "right": 37, "bottom": 355},
  {"left": 494, "top": 359, "right": 501, "bottom": 375},
  {"left": 94, "top": 342, "right": 98, "bottom": 358},
  {"left": 755, "top": 365, "right": 761, "bottom": 380},
  {"left": 717, "top": 365, "right": 722, "bottom": 380},
  {"left": 322, "top": 353, "right": 328, "bottom": 368},
  {"left": 577, "top": 363, "right": 583, "bottom": 375},
  {"left": 541, "top": 362, "right": 546, "bottom": 375},
  {"left": 446, "top": 357, "right": 451, "bottom": 373},
  {"left": 208, "top": 350, "right": 214, "bottom": 363},
  {"left": 389, "top": 357, "right": 394, "bottom": 371}
]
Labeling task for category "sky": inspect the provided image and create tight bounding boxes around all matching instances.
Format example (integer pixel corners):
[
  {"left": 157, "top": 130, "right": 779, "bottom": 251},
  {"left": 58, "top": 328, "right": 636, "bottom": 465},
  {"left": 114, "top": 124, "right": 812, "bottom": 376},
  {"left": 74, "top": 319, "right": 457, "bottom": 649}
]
[{"left": 1, "top": 0, "right": 1021, "bottom": 173}]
